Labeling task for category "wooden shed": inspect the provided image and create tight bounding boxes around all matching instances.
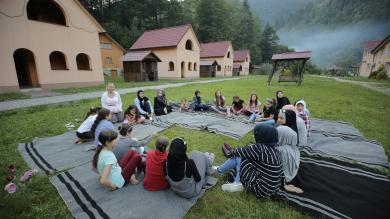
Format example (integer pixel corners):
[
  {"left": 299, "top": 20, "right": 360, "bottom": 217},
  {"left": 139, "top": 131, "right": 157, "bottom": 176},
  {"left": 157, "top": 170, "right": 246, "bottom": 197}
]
[
  {"left": 200, "top": 60, "right": 219, "bottom": 77},
  {"left": 233, "top": 63, "right": 242, "bottom": 76},
  {"left": 121, "top": 51, "right": 161, "bottom": 82}
]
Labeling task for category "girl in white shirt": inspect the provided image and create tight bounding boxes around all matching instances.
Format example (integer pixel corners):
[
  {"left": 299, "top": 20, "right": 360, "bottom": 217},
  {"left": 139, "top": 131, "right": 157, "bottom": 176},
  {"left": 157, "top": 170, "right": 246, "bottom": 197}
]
[
  {"left": 75, "top": 107, "right": 101, "bottom": 144},
  {"left": 101, "top": 83, "right": 124, "bottom": 123}
]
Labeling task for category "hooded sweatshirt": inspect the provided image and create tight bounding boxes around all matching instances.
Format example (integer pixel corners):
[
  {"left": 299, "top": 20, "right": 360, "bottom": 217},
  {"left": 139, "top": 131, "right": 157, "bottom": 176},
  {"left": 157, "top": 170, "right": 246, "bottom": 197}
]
[{"left": 143, "top": 150, "right": 169, "bottom": 191}]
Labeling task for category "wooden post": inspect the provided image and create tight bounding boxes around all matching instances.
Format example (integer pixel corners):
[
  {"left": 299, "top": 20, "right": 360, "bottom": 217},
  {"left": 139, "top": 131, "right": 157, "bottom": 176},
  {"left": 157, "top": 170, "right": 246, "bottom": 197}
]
[
  {"left": 298, "top": 59, "right": 307, "bottom": 85},
  {"left": 268, "top": 61, "right": 278, "bottom": 85}
]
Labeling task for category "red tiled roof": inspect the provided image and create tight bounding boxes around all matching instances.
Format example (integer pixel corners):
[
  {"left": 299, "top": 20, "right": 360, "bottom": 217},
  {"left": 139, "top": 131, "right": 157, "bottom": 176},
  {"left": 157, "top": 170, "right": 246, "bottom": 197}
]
[
  {"left": 120, "top": 51, "right": 161, "bottom": 62},
  {"left": 362, "top": 40, "right": 382, "bottom": 50},
  {"left": 234, "top": 50, "right": 249, "bottom": 62},
  {"left": 200, "top": 41, "right": 231, "bottom": 58},
  {"left": 130, "top": 24, "right": 191, "bottom": 50},
  {"left": 272, "top": 51, "right": 311, "bottom": 60}
]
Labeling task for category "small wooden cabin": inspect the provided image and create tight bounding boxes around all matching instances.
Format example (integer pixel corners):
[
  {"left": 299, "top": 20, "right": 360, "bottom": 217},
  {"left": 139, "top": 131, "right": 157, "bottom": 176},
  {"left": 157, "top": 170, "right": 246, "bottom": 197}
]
[
  {"left": 200, "top": 60, "right": 219, "bottom": 77},
  {"left": 121, "top": 51, "right": 161, "bottom": 82}
]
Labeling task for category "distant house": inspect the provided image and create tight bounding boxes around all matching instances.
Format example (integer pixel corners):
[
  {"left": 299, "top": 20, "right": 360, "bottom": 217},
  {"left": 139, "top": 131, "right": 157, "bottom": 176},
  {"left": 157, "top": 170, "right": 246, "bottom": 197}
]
[
  {"left": 359, "top": 40, "right": 381, "bottom": 77},
  {"left": 200, "top": 41, "right": 234, "bottom": 77},
  {"left": 233, "top": 50, "right": 251, "bottom": 76},
  {"left": 370, "top": 34, "right": 390, "bottom": 76},
  {"left": 0, "top": 0, "right": 105, "bottom": 93},
  {"left": 99, "top": 33, "right": 126, "bottom": 78},
  {"left": 129, "top": 24, "right": 200, "bottom": 79}
]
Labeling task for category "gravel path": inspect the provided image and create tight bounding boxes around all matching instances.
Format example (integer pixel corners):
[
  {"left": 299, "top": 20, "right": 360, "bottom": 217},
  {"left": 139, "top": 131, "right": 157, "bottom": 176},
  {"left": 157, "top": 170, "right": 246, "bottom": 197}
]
[{"left": 0, "top": 77, "right": 243, "bottom": 112}]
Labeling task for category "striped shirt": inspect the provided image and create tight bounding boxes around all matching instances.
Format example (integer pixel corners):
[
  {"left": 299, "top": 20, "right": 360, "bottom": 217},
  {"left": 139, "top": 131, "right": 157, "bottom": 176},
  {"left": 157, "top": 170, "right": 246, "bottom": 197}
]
[{"left": 232, "top": 143, "right": 284, "bottom": 198}]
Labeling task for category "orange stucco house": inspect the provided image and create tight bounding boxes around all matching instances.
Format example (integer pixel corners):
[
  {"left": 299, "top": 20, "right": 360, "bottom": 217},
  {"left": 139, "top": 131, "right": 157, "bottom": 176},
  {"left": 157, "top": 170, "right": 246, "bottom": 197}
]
[
  {"left": 359, "top": 40, "right": 381, "bottom": 77},
  {"left": 129, "top": 24, "right": 201, "bottom": 79},
  {"left": 0, "top": 0, "right": 105, "bottom": 93},
  {"left": 99, "top": 32, "right": 126, "bottom": 77},
  {"left": 360, "top": 35, "right": 390, "bottom": 77},
  {"left": 200, "top": 41, "right": 234, "bottom": 77},
  {"left": 233, "top": 50, "right": 251, "bottom": 76}
]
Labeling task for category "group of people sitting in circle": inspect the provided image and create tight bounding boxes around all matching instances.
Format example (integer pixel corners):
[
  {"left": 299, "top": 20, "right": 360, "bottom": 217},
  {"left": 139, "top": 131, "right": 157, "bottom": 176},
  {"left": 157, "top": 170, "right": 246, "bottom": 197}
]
[{"left": 74, "top": 83, "right": 312, "bottom": 198}]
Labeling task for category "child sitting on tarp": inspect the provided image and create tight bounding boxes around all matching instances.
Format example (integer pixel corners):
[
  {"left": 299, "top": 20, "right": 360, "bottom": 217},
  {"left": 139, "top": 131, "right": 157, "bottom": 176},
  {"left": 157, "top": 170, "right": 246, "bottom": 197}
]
[
  {"left": 179, "top": 98, "right": 191, "bottom": 112},
  {"left": 231, "top": 96, "right": 245, "bottom": 115},
  {"left": 192, "top": 90, "right": 209, "bottom": 111},
  {"left": 75, "top": 106, "right": 101, "bottom": 144},
  {"left": 254, "top": 98, "right": 277, "bottom": 125},
  {"left": 113, "top": 124, "right": 154, "bottom": 159},
  {"left": 123, "top": 105, "right": 145, "bottom": 125},
  {"left": 295, "top": 99, "right": 311, "bottom": 137},
  {"left": 211, "top": 89, "right": 230, "bottom": 115},
  {"left": 144, "top": 136, "right": 170, "bottom": 191},
  {"left": 92, "top": 129, "right": 143, "bottom": 190}
]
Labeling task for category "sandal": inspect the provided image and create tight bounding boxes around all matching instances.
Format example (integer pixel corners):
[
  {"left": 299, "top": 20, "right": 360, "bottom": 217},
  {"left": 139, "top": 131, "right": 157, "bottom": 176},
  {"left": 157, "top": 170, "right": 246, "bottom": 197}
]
[
  {"left": 20, "top": 169, "right": 38, "bottom": 182},
  {"left": 4, "top": 182, "right": 16, "bottom": 194}
]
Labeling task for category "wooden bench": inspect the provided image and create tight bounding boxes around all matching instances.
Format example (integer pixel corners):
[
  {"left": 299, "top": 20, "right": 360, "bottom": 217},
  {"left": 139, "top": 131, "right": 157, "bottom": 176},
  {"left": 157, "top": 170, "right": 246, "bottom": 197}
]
[{"left": 278, "top": 75, "right": 298, "bottom": 83}]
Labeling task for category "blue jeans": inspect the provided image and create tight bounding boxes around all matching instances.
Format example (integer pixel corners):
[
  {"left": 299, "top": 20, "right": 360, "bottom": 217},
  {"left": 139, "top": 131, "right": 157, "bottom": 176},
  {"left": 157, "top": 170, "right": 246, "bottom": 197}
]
[
  {"left": 249, "top": 113, "right": 257, "bottom": 122},
  {"left": 217, "top": 157, "right": 241, "bottom": 183}
]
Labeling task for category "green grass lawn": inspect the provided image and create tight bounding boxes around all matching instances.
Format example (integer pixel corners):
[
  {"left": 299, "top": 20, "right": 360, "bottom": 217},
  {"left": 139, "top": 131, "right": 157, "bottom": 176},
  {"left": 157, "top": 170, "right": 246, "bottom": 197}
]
[
  {"left": 0, "top": 92, "right": 30, "bottom": 102},
  {"left": 340, "top": 76, "right": 390, "bottom": 83},
  {"left": 1, "top": 75, "right": 389, "bottom": 218}
]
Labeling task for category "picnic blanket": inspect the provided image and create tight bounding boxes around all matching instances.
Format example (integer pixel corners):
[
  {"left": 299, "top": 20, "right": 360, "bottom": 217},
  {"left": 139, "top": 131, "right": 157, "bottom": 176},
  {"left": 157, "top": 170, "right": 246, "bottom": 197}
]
[{"left": 18, "top": 112, "right": 390, "bottom": 218}]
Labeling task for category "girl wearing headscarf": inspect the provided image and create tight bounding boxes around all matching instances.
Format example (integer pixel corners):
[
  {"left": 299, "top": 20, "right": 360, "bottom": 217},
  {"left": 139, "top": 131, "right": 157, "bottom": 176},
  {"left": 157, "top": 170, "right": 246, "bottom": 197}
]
[
  {"left": 154, "top": 89, "right": 172, "bottom": 116},
  {"left": 164, "top": 138, "right": 215, "bottom": 198},
  {"left": 134, "top": 90, "right": 154, "bottom": 119},
  {"left": 220, "top": 124, "right": 302, "bottom": 196},
  {"left": 275, "top": 90, "right": 290, "bottom": 111},
  {"left": 295, "top": 99, "right": 311, "bottom": 137},
  {"left": 280, "top": 106, "right": 308, "bottom": 146}
]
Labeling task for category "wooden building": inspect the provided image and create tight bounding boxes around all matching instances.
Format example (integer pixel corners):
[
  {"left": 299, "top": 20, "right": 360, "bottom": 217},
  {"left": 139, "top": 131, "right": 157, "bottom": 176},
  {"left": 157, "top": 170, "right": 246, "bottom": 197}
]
[
  {"left": 121, "top": 51, "right": 161, "bottom": 82},
  {"left": 371, "top": 34, "right": 390, "bottom": 76},
  {"left": 129, "top": 24, "right": 201, "bottom": 79},
  {"left": 99, "top": 32, "right": 126, "bottom": 78},
  {"left": 359, "top": 40, "right": 382, "bottom": 77},
  {"left": 200, "top": 41, "right": 234, "bottom": 77},
  {"left": 199, "top": 60, "right": 219, "bottom": 77},
  {"left": 0, "top": 0, "right": 104, "bottom": 93}
]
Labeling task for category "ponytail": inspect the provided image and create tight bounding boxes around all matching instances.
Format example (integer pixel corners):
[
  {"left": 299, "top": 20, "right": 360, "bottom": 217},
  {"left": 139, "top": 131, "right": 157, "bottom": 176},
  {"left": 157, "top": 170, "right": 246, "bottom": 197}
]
[
  {"left": 92, "top": 129, "right": 118, "bottom": 169},
  {"left": 85, "top": 106, "right": 102, "bottom": 120},
  {"left": 91, "top": 108, "right": 110, "bottom": 136}
]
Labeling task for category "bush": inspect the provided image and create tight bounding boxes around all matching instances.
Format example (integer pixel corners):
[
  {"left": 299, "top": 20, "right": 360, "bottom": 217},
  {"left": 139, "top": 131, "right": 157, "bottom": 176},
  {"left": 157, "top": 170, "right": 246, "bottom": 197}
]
[
  {"left": 369, "top": 65, "right": 388, "bottom": 80},
  {"left": 281, "top": 68, "right": 294, "bottom": 76}
]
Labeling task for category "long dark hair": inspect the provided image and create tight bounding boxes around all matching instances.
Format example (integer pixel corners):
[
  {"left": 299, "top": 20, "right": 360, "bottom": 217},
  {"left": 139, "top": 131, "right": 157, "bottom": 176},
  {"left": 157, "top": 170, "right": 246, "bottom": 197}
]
[
  {"left": 84, "top": 106, "right": 102, "bottom": 120},
  {"left": 91, "top": 108, "right": 110, "bottom": 136},
  {"left": 249, "top": 94, "right": 258, "bottom": 106},
  {"left": 92, "top": 129, "right": 118, "bottom": 169},
  {"left": 214, "top": 89, "right": 225, "bottom": 107},
  {"left": 125, "top": 105, "right": 141, "bottom": 120},
  {"left": 284, "top": 109, "right": 299, "bottom": 138}
]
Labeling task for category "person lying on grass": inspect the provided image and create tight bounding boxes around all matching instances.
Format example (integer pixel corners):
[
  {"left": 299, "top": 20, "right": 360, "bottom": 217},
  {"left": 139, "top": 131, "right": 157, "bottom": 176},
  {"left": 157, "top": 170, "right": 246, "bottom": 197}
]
[
  {"left": 210, "top": 89, "right": 230, "bottom": 116},
  {"left": 164, "top": 138, "right": 215, "bottom": 198},
  {"left": 113, "top": 124, "right": 155, "bottom": 159},
  {"left": 75, "top": 106, "right": 101, "bottom": 144},
  {"left": 92, "top": 129, "right": 143, "bottom": 190},
  {"left": 218, "top": 124, "right": 303, "bottom": 195},
  {"left": 91, "top": 108, "right": 114, "bottom": 149},
  {"left": 135, "top": 90, "right": 154, "bottom": 120},
  {"left": 144, "top": 136, "right": 170, "bottom": 191},
  {"left": 255, "top": 98, "right": 278, "bottom": 125},
  {"left": 154, "top": 89, "right": 173, "bottom": 116},
  {"left": 192, "top": 90, "right": 209, "bottom": 111},
  {"left": 123, "top": 105, "right": 145, "bottom": 125},
  {"left": 230, "top": 96, "right": 245, "bottom": 115}
]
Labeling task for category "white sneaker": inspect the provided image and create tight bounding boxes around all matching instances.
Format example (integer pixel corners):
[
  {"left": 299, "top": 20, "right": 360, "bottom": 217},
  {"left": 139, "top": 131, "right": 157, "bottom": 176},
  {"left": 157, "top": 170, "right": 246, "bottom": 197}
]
[
  {"left": 212, "top": 165, "right": 219, "bottom": 173},
  {"left": 221, "top": 182, "right": 244, "bottom": 192}
]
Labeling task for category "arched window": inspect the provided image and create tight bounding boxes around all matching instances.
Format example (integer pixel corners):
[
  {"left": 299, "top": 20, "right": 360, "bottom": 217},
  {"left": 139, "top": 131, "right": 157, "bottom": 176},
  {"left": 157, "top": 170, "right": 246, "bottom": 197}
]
[
  {"left": 185, "top": 40, "right": 193, "bottom": 50},
  {"left": 27, "top": 0, "right": 66, "bottom": 26},
  {"left": 76, "top": 53, "right": 91, "bottom": 70},
  {"left": 49, "top": 51, "right": 67, "bottom": 70},
  {"left": 194, "top": 63, "right": 197, "bottom": 71},
  {"left": 169, "top": 62, "right": 174, "bottom": 71},
  {"left": 227, "top": 51, "right": 231, "bottom": 58},
  {"left": 188, "top": 62, "right": 192, "bottom": 71}
]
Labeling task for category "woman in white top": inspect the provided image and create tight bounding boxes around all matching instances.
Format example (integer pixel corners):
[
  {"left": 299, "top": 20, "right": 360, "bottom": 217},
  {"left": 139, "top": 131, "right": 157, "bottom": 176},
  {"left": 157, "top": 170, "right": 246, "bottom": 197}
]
[{"left": 101, "top": 83, "right": 124, "bottom": 123}]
